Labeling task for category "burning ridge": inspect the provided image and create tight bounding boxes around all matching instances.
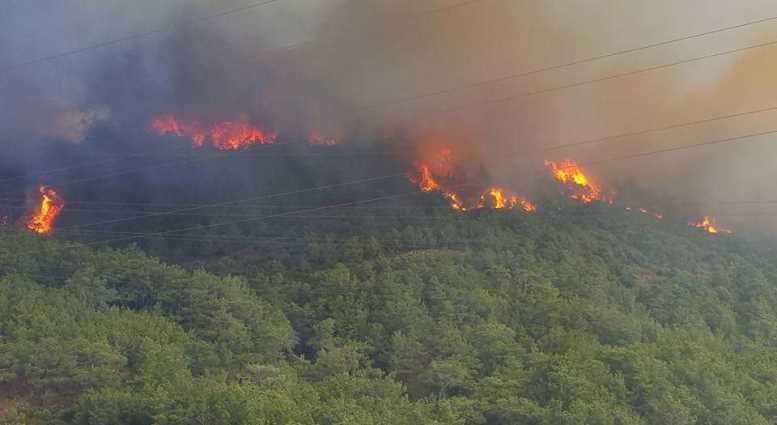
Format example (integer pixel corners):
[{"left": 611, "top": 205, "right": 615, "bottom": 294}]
[
  {"left": 151, "top": 115, "right": 343, "bottom": 150},
  {"left": 151, "top": 115, "right": 278, "bottom": 150},
  {"left": 20, "top": 147, "right": 728, "bottom": 236},
  {"left": 408, "top": 150, "right": 728, "bottom": 234},
  {"left": 544, "top": 159, "right": 612, "bottom": 203},
  {"left": 409, "top": 148, "right": 536, "bottom": 213}
]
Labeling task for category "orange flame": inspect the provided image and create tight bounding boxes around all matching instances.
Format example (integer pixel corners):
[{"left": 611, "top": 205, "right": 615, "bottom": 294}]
[
  {"left": 692, "top": 216, "right": 731, "bottom": 234},
  {"left": 479, "top": 187, "right": 536, "bottom": 212},
  {"left": 409, "top": 149, "right": 534, "bottom": 213},
  {"left": 27, "top": 186, "right": 65, "bottom": 235},
  {"left": 410, "top": 161, "right": 471, "bottom": 211},
  {"left": 444, "top": 191, "right": 467, "bottom": 211},
  {"left": 151, "top": 115, "right": 277, "bottom": 150},
  {"left": 415, "top": 164, "right": 440, "bottom": 193},
  {"left": 544, "top": 159, "right": 610, "bottom": 203}
]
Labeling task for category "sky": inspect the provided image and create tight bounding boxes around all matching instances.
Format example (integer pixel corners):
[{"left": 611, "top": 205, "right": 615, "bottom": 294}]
[{"left": 3, "top": 0, "right": 777, "bottom": 230}]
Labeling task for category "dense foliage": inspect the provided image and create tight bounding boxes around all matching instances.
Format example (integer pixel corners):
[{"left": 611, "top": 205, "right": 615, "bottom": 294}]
[{"left": 2, "top": 205, "right": 777, "bottom": 424}]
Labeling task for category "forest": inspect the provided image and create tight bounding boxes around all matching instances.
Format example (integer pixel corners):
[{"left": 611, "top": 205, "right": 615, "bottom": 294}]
[{"left": 2, "top": 205, "right": 776, "bottom": 424}]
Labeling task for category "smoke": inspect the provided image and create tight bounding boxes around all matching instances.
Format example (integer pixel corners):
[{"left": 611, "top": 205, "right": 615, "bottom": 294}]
[{"left": 4, "top": 0, "right": 777, "bottom": 232}]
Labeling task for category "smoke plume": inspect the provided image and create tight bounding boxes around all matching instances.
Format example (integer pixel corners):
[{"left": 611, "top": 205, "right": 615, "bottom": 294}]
[{"left": 4, "top": 0, "right": 777, "bottom": 232}]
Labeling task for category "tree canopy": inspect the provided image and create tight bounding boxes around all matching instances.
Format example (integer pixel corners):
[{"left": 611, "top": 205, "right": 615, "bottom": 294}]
[{"left": 1, "top": 206, "right": 777, "bottom": 424}]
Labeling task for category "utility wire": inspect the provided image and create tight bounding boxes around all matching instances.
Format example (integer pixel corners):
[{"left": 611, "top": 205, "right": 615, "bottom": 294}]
[
  {"left": 393, "top": 37, "right": 777, "bottom": 125},
  {"left": 0, "top": 0, "right": 483, "bottom": 79},
  {"left": 55, "top": 173, "right": 407, "bottom": 231},
  {"left": 0, "top": 145, "right": 417, "bottom": 190},
  {"left": 4, "top": 7, "right": 776, "bottom": 190},
  {"left": 77, "top": 189, "right": 434, "bottom": 247},
  {"left": 578, "top": 128, "right": 777, "bottom": 168},
  {"left": 6, "top": 102, "right": 777, "bottom": 227},
  {"left": 6, "top": 106, "right": 777, "bottom": 228},
  {"left": 489, "top": 39, "right": 777, "bottom": 107},
  {"left": 11, "top": 96, "right": 777, "bottom": 199},
  {"left": 542, "top": 105, "right": 777, "bottom": 152},
  {"left": 4, "top": 1, "right": 776, "bottom": 117},
  {"left": 67, "top": 126, "right": 777, "bottom": 244},
  {"left": 363, "top": 13, "right": 777, "bottom": 111},
  {"left": 0, "top": 0, "right": 284, "bottom": 77}
]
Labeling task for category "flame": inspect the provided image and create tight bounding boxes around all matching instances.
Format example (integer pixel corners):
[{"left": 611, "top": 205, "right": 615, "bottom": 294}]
[
  {"left": 151, "top": 115, "right": 277, "bottom": 150},
  {"left": 625, "top": 206, "right": 663, "bottom": 219},
  {"left": 409, "top": 148, "right": 461, "bottom": 209},
  {"left": 479, "top": 187, "right": 536, "bottom": 212},
  {"left": 26, "top": 186, "right": 65, "bottom": 235},
  {"left": 410, "top": 161, "right": 471, "bottom": 211},
  {"left": 692, "top": 216, "right": 731, "bottom": 234},
  {"left": 544, "top": 159, "right": 610, "bottom": 203},
  {"left": 444, "top": 191, "right": 467, "bottom": 211},
  {"left": 415, "top": 164, "right": 440, "bottom": 192},
  {"left": 409, "top": 149, "right": 534, "bottom": 213}
]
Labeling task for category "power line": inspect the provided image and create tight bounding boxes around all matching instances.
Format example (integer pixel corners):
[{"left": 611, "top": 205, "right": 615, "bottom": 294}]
[
  {"left": 51, "top": 203, "right": 722, "bottom": 247},
  {"left": 542, "top": 105, "right": 777, "bottom": 152},
  {"left": 0, "top": 142, "right": 416, "bottom": 188},
  {"left": 0, "top": 152, "right": 222, "bottom": 197},
  {"left": 3, "top": 5, "right": 775, "bottom": 194},
  {"left": 8, "top": 198, "right": 777, "bottom": 219},
  {"left": 55, "top": 173, "right": 407, "bottom": 232},
  {"left": 0, "top": 0, "right": 284, "bottom": 77},
  {"left": 0, "top": 144, "right": 416, "bottom": 198},
  {"left": 74, "top": 126, "right": 777, "bottom": 243},
  {"left": 488, "top": 39, "right": 777, "bottom": 107},
  {"left": 78, "top": 189, "right": 427, "bottom": 247},
  {"left": 579, "top": 128, "right": 777, "bottom": 168},
  {"left": 363, "top": 13, "right": 777, "bottom": 111},
  {"left": 6, "top": 104, "right": 777, "bottom": 224},
  {"left": 392, "top": 37, "right": 777, "bottom": 125},
  {"left": 0, "top": 151, "right": 200, "bottom": 188},
  {"left": 12, "top": 92, "right": 777, "bottom": 199},
  {"left": 0, "top": 0, "right": 485, "bottom": 79},
  {"left": 5, "top": 109, "right": 777, "bottom": 226}
]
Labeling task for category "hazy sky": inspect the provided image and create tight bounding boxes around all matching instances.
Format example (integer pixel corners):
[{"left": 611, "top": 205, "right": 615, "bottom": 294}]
[{"left": 3, "top": 0, "right": 777, "bottom": 230}]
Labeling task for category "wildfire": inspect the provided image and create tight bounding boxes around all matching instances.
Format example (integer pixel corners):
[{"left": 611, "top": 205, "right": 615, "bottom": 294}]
[
  {"left": 444, "top": 191, "right": 467, "bottom": 211},
  {"left": 692, "top": 216, "right": 731, "bottom": 234},
  {"left": 409, "top": 149, "right": 534, "bottom": 213},
  {"left": 26, "top": 186, "right": 65, "bottom": 235},
  {"left": 479, "top": 187, "right": 536, "bottom": 212},
  {"left": 544, "top": 159, "right": 610, "bottom": 203},
  {"left": 410, "top": 161, "right": 471, "bottom": 210},
  {"left": 151, "top": 115, "right": 277, "bottom": 150},
  {"left": 415, "top": 164, "right": 440, "bottom": 192}
]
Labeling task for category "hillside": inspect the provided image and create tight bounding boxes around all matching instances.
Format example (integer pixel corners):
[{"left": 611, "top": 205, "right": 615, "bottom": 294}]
[{"left": 1, "top": 205, "right": 776, "bottom": 424}]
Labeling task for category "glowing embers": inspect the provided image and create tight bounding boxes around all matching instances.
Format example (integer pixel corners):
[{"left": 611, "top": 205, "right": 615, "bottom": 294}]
[
  {"left": 624, "top": 206, "right": 663, "bottom": 220},
  {"left": 544, "top": 159, "right": 611, "bottom": 203},
  {"left": 27, "top": 186, "right": 65, "bottom": 235},
  {"left": 308, "top": 132, "right": 339, "bottom": 146},
  {"left": 151, "top": 115, "right": 277, "bottom": 150},
  {"left": 692, "top": 216, "right": 732, "bottom": 234}
]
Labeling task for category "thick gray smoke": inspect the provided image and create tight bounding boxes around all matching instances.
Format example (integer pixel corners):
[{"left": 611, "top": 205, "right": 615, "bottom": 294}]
[{"left": 4, "top": 0, "right": 777, "bottom": 232}]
